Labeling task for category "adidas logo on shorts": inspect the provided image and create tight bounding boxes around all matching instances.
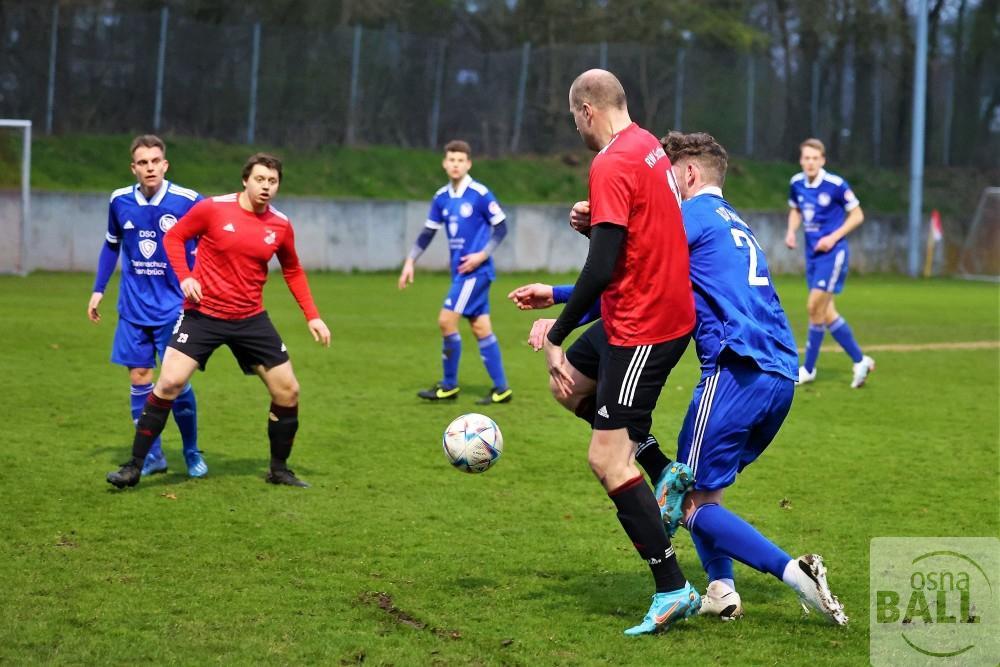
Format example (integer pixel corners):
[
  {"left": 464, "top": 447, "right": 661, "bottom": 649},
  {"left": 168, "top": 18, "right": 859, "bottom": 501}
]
[{"left": 597, "top": 405, "right": 609, "bottom": 418}]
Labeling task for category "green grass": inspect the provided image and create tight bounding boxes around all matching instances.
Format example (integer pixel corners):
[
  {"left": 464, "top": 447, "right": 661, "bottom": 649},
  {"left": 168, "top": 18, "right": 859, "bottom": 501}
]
[
  {"left": 1, "top": 133, "right": 995, "bottom": 218},
  {"left": 0, "top": 272, "right": 997, "bottom": 664}
]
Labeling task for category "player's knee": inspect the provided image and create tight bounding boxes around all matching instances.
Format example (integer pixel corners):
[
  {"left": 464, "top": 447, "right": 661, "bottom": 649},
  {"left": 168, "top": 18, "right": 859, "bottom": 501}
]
[
  {"left": 154, "top": 376, "right": 185, "bottom": 399},
  {"left": 275, "top": 379, "right": 300, "bottom": 405},
  {"left": 129, "top": 367, "right": 154, "bottom": 385}
]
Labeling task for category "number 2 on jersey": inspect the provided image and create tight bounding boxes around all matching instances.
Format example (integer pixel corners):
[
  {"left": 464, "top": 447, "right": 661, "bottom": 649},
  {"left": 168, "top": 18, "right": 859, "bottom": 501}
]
[{"left": 730, "top": 228, "right": 769, "bottom": 286}]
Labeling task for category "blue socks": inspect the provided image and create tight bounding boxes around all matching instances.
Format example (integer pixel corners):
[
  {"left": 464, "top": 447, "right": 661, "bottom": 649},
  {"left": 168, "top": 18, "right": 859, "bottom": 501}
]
[
  {"left": 131, "top": 383, "right": 163, "bottom": 461},
  {"left": 687, "top": 503, "right": 792, "bottom": 581},
  {"left": 172, "top": 384, "right": 199, "bottom": 454},
  {"left": 442, "top": 333, "right": 462, "bottom": 389},
  {"left": 828, "top": 317, "right": 863, "bottom": 363},
  {"left": 804, "top": 323, "right": 825, "bottom": 372},
  {"left": 477, "top": 334, "right": 508, "bottom": 392},
  {"left": 690, "top": 526, "right": 735, "bottom": 584}
]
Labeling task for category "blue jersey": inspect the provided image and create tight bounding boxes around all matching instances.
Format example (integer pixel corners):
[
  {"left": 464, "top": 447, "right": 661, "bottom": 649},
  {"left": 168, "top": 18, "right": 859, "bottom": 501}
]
[
  {"left": 683, "top": 187, "right": 798, "bottom": 381},
  {"left": 788, "top": 168, "right": 860, "bottom": 259},
  {"left": 426, "top": 175, "right": 506, "bottom": 280},
  {"left": 105, "top": 181, "right": 201, "bottom": 326}
]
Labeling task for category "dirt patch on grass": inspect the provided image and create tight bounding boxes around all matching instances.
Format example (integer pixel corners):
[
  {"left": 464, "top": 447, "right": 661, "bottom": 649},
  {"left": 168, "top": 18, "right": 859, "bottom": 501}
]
[{"left": 358, "top": 592, "right": 461, "bottom": 640}]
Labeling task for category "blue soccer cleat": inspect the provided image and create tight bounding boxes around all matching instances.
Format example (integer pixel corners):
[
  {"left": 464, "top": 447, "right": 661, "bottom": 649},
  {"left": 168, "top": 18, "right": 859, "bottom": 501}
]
[
  {"left": 654, "top": 461, "right": 695, "bottom": 537},
  {"left": 624, "top": 582, "right": 702, "bottom": 636},
  {"left": 141, "top": 451, "right": 168, "bottom": 476},
  {"left": 184, "top": 449, "right": 208, "bottom": 478}
]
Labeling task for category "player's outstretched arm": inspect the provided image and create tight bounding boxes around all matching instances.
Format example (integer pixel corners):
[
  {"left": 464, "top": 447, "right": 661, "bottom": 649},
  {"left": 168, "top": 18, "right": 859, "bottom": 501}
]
[
  {"left": 507, "top": 283, "right": 555, "bottom": 310},
  {"left": 308, "top": 318, "right": 331, "bottom": 347}
]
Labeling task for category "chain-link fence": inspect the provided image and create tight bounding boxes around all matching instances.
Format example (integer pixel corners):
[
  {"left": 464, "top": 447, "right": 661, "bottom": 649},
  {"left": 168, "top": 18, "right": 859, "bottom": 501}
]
[{"left": 1, "top": 3, "right": 995, "bottom": 165}]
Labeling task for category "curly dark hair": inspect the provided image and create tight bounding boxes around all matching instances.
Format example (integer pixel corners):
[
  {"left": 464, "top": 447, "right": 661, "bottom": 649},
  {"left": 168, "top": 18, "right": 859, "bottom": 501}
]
[{"left": 660, "top": 131, "right": 728, "bottom": 186}]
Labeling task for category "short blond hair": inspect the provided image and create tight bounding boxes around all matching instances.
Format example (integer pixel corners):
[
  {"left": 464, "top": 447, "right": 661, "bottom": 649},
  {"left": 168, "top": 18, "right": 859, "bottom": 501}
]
[{"left": 799, "top": 138, "right": 825, "bottom": 155}]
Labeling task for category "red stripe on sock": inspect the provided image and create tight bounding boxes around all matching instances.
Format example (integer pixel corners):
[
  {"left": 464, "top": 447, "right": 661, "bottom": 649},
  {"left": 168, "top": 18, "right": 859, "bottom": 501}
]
[
  {"left": 148, "top": 393, "right": 174, "bottom": 410},
  {"left": 608, "top": 474, "right": 645, "bottom": 497}
]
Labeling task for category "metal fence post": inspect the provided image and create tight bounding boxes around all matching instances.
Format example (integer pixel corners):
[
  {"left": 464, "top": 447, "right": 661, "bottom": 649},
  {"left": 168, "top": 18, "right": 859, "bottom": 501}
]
[
  {"left": 153, "top": 6, "right": 168, "bottom": 132},
  {"left": 247, "top": 22, "right": 261, "bottom": 144},
  {"left": 428, "top": 41, "right": 445, "bottom": 149},
  {"left": 907, "top": 0, "right": 929, "bottom": 277},
  {"left": 45, "top": 3, "right": 59, "bottom": 135},
  {"left": 745, "top": 53, "right": 755, "bottom": 156},
  {"left": 346, "top": 25, "right": 362, "bottom": 146},
  {"left": 509, "top": 41, "right": 531, "bottom": 154}
]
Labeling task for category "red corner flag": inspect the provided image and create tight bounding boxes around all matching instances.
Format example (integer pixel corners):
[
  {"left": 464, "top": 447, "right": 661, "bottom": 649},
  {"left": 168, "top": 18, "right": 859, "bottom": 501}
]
[{"left": 930, "top": 209, "right": 943, "bottom": 242}]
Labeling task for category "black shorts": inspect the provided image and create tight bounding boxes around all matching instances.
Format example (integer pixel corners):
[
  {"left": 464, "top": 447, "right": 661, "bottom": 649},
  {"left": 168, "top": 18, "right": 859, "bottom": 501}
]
[
  {"left": 168, "top": 310, "right": 290, "bottom": 375},
  {"left": 593, "top": 334, "right": 690, "bottom": 443},
  {"left": 565, "top": 320, "right": 607, "bottom": 381}
]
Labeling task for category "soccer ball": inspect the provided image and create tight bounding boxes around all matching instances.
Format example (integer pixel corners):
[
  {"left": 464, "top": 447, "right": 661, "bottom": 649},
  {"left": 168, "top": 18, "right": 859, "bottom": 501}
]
[{"left": 442, "top": 413, "right": 503, "bottom": 473}]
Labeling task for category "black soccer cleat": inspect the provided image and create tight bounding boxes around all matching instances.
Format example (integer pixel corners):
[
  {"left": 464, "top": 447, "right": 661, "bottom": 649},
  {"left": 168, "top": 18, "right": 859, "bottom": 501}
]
[
  {"left": 266, "top": 467, "right": 310, "bottom": 488},
  {"left": 107, "top": 459, "right": 142, "bottom": 489},
  {"left": 476, "top": 387, "right": 513, "bottom": 405},
  {"left": 417, "top": 383, "right": 460, "bottom": 401}
]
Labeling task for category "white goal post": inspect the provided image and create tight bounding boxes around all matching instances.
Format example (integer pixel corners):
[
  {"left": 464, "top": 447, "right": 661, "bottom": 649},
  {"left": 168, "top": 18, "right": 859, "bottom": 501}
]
[
  {"left": 0, "top": 119, "right": 31, "bottom": 275},
  {"left": 957, "top": 187, "right": 1000, "bottom": 282}
]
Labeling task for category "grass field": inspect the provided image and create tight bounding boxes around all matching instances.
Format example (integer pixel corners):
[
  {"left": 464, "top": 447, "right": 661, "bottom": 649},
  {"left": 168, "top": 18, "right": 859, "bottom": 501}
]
[
  {"left": 1, "top": 272, "right": 997, "bottom": 665},
  {"left": 1, "top": 133, "right": 997, "bottom": 219}
]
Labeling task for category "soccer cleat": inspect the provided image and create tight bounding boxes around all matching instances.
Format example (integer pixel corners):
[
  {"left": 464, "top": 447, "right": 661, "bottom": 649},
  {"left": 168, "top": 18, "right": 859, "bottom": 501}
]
[
  {"left": 699, "top": 581, "right": 744, "bottom": 621},
  {"left": 653, "top": 461, "right": 695, "bottom": 537},
  {"left": 107, "top": 459, "right": 143, "bottom": 489},
  {"left": 850, "top": 355, "right": 875, "bottom": 388},
  {"left": 417, "top": 383, "right": 460, "bottom": 401},
  {"left": 796, "top": 366, "right": 817, "bottom": 385},
  {"left": 788, "top": 554, "right": 848, "bottom": 626},
  {"left": 624, "top": 582, "right": 701, "bottom": 636},
  {"left": 141, "top": 452, "right": 168, "bottom": 476},
  {"left": 266, "top": 467, "right": 310, "bottom": 488},
  {"left": 184, "top": 449, "right": 208, "bottom": 478},
  {"left": 475, "top": 387, "right": 513, "bottom": 405}
]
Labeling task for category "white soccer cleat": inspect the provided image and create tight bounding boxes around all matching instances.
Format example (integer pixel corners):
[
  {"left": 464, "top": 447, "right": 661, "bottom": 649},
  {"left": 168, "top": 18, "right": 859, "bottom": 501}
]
[
  {"left": 796, "top": 366, "right": 817, "bottom": 385},
  {"left": 788, "top": 554, "right": 848, "bottom": 626},
  {"left": 850, "top": 355, "right": 875, "bottom": 388},
  {"left": 698, "top": 581, "right": 744, "bottom": 621}
]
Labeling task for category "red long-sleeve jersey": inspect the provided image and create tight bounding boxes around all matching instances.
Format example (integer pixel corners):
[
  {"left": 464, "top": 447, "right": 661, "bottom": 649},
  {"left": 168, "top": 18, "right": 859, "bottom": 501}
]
[{"left": 163, "top": 194, "right": 320, "bottom": 321}]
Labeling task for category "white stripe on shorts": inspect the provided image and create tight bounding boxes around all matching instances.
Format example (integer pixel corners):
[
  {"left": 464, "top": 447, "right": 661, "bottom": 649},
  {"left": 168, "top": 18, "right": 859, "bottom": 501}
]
[
  {"left": 686, "top": 368, "right": 721, "bottom": 478},
  {"left": 827, "top": 249, "right": 846, "bottom": 292},
  {"left": 453, "top": 277, "right": 477, "bottom": 314},
  {"left": 618, "top": 344, "right": 651, "bottom": 407}
]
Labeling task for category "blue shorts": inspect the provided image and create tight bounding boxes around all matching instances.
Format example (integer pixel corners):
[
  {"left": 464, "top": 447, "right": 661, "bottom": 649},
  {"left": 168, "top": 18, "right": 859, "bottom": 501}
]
[
  {"left": 806, "top": 247, "right": 849, "bottom": 293},
  {"left": 443, "top": 274, "right": 491, "bottom": 317},
  {"left": 677, "top": 356, "right": 795, "bottom": 491},
  {"left": 111, "top": 315, "right": 177, "bottom": 368}
]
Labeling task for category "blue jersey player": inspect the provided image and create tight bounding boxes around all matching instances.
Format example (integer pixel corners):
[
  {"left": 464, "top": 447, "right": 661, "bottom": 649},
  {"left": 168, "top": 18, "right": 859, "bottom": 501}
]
[
  {"left": 88, "top": 135, "right": 205, "bottom": 478},
  {"left": 509, "top": 132, "right": 847, "bottom": 626},
  {"left": 785, "top": 138, "right": 875, "bottom": 388},
  {"left": 398, "top": 140, "right": 512, "bottom": 405}
]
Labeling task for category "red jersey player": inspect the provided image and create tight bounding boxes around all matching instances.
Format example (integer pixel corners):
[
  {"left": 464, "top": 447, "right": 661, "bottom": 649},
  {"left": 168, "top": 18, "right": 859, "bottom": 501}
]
[
  {"left": 107, "top": 153, "right": 330, "bottom": 489},
  {"left": 542, "top": 69, "right": 699, "bottom": 635}
]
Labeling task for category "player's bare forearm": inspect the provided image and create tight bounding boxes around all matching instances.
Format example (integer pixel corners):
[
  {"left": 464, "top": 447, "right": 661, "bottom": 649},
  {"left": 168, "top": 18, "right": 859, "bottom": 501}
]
[
  {"left": 834, "top": 206, "right": 865, "bottom": 241},
  {"left": 786, "top": 209, "right": 802, "bottom": 248}
]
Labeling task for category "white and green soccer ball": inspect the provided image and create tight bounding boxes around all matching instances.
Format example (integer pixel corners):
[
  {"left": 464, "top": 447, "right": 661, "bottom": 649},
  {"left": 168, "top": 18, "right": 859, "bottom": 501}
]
[{"left": 442, "top": 413, "right": 503, "bottom": 473}]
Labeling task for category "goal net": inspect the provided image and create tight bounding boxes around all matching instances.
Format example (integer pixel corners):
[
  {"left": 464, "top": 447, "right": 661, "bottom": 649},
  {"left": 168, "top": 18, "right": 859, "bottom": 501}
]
[
  {"left": 957, "top": 187, "right": 1000, "bottom": 281},
  {"left": 0, "top": 119, "right": 31, "bottom": 275}
]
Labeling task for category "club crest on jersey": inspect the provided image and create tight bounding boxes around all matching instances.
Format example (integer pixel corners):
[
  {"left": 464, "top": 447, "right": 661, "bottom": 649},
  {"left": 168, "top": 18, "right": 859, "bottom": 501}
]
[
  {"left": 488, "top": 200, "right": 502, "bottom": 216},
  {"left": 159, "top": 214, "right": 178, "bottom": 232},
  {"left": 138, "top": 239, "right": 157, "bottom": 259},
  {"left": 448, "top": 221, "right": 459, "bottom": 237},
  {"left": 803, "top": 206, "right": 816, "bottom": 223},
  {"left": 818, "top": 193, "right": 832, "bottom": 207},
  {"left": 264, "top": 230, "right": 276, "bottom": 245},
  {"left": 459, "top": 202, "right": 474, "bottom": 218}
]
